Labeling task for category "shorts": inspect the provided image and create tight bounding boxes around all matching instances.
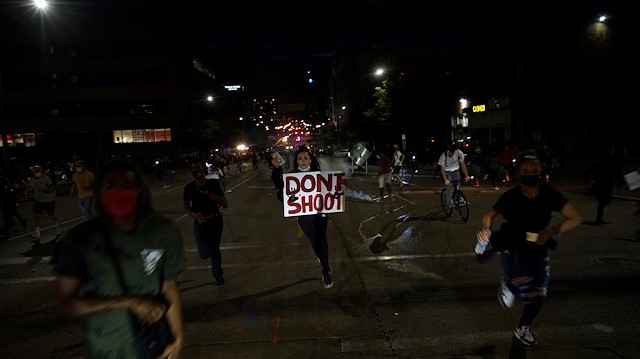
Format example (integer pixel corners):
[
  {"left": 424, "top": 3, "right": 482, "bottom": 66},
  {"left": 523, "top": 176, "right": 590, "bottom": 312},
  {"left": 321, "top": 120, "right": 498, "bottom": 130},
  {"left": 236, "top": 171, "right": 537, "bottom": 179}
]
[
  {"left": 393, "top": 165, "right": 401, "bottom": 173},
  {"left": 378, "top": 173, "right": 391, "bottom": 188},
  {"left": 33, "top": 200, "right": 56, "bottom": 215}
]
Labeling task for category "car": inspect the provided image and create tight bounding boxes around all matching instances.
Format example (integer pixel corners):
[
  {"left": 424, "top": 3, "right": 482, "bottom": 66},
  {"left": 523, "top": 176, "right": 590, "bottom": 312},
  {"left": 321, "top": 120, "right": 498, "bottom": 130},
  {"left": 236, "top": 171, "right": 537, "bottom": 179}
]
[{"left": 333, "top": 149, "right": 350, "bottom": 158}]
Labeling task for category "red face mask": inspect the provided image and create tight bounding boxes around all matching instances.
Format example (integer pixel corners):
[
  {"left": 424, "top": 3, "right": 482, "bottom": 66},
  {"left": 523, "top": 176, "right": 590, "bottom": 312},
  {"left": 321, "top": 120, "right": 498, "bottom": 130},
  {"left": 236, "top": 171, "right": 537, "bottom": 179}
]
[{"left": 100, "top": 188, "right": 139, "bottom": 222}]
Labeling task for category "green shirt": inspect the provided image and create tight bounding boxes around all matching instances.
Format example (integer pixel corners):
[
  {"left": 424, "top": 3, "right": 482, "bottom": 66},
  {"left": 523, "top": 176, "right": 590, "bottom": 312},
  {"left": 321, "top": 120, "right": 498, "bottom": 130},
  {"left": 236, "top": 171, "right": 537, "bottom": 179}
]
[{"left": 54, "top": 215, "right": 187, "bottom": 359}]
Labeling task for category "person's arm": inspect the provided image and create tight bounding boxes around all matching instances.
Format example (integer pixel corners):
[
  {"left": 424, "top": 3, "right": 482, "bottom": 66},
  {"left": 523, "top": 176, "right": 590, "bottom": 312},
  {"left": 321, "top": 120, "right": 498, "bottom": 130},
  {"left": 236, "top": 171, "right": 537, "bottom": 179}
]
[
  {"left": 460, "top": 158, "right": 470, "bottom": 182},
  {"left": 70, "top": 179, "right": 77, "bottom": 194},
  {"left": 438, "top": 154, "right": 449, "bottom": 184},
  {"left": 183, "top": 201, "right": 200, "bottom": 221},
  {"left": 55, "top": 275, "right": 165, "bottom": 321},
  {"left": 480, "top": 208, "right": 499, "bottom": 230},
  {"left": 537, "top": 202, "right": 582, "bottom": 246},
  {"left": 204, "top": 190, "right": 228, "bottom": 208},
  {"left": 157, "top": 279, "right": 185, "bottom": 359}
]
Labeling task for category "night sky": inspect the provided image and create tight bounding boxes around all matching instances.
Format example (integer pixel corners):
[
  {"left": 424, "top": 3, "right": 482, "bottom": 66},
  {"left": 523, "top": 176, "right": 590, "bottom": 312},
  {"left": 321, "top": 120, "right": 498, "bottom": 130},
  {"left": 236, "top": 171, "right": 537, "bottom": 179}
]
[{"left": 0, "top": 0, "right": 626, "bottom": 100}]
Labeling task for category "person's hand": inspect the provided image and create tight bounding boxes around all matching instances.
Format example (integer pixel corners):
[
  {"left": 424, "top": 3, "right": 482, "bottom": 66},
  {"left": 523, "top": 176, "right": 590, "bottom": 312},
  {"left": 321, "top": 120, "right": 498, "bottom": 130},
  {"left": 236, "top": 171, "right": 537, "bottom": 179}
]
[
  {"left": 444, "top": 178, "right": 450, "bottom": 185},
  {"left": 536, "top": 229, "right": 554, "bottom": 246},
  {"left": 157, "top": 335, "right": 184, "bottom": 359},
  {"left": 271, "top": 158, "right": 280, "bottom": 168},
  {"left": 464, "top": 176, "right": 470, "bottom": 183},
  {"left": 130, "top": 297, "right": 168, "bottom": 325}
]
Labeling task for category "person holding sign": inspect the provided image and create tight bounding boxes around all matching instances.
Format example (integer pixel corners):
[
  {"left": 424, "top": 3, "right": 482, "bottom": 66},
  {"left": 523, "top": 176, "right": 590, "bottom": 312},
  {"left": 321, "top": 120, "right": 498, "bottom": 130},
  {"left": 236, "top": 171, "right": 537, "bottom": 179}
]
[{"left": 271, "top": 146, "right": 347, "bottom": 289}]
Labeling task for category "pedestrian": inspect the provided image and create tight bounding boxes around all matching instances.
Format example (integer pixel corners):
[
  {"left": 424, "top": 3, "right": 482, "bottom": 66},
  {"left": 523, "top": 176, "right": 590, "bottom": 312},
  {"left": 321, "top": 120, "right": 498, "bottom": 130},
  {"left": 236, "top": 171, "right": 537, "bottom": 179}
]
[
  {"left": 0, "top": 168, "right": 27, "bottom": 231},
  {"left": 53, "top": 158, "right": 187, "bottom": 359},
  {"left": 70, "top": 160, "right": 95, "bottom": 221},
  {"left": 183, "top": 160, "right": 228, "bottom": 285},
  {"left": 475, "top": 150, "right": 581, "bottom": 346},
  {"left": 499, "top": 145, "right": 514, "bottom": 185},
  {"left": 270, "top": 146, "right": 347, "bottom": 289},
  {"left": 584, "top": 151, "right": 615, "bottom": 224},
  {"left": 28, "top": 164, "right": 62, "bottom": 242},
  {"left": 391, "top": 144, "right": 405, "bottom": 186},
  {"left": 483, "top": 148, "right": 502, "bottom": 190},
  {"left": 438, "top": 144, "right": 470, "bottom": 208},
  {"left": 377, "top": 148, "right": 392, "bottom": 200}
]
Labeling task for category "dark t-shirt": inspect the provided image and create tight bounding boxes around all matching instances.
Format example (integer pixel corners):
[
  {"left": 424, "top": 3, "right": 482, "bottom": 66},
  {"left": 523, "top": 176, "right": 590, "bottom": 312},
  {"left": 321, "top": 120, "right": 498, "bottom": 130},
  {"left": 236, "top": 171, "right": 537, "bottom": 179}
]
[
  {"left": 54, "top": 216, "right": 187, "bottom": 358},
  {"left": 183, "top": 179, "right": 225, "bottom": 215},
  {"left": 493, "top": 183, "right": 568, "bottom": 248}
]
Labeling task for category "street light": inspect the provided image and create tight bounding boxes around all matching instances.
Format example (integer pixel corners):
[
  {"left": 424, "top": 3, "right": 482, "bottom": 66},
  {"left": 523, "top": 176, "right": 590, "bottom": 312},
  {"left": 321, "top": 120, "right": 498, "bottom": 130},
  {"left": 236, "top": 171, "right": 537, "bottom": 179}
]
[
  {"left": 33, "top": 0, "right": 48, "bottom": 9},
  {"left": 375, "top": 68, "right": 385, "bottom": 76}
]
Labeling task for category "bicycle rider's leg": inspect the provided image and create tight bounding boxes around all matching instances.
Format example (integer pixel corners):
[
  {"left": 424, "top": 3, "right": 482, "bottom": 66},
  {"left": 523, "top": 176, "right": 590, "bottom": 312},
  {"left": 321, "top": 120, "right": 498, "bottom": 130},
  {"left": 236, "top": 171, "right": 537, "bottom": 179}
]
[{"left": 445, "top": 171, "right": 461, "bottom": 206}]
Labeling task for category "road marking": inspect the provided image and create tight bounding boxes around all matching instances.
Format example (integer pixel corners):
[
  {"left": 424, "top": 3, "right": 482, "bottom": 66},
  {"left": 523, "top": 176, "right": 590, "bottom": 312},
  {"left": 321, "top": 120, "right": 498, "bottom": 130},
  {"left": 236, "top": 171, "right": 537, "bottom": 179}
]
[{"left": 0, "top": 252, "right": 477, "bottom": 284}]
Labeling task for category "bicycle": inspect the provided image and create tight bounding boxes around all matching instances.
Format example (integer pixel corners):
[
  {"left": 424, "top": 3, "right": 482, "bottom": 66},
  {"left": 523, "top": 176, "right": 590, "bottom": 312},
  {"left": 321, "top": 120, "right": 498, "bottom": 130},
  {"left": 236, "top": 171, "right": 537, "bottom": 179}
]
[
  {"left": 391, "top": 166, "right": 413, "bottom": 185},
  {"left": 440, "top": 179, "right": 469, "bottom": 222}
]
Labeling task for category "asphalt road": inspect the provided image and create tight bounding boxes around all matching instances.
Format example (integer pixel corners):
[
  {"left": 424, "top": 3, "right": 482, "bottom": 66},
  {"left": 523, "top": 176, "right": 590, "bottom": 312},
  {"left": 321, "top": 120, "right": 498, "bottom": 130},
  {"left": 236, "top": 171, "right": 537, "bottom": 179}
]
[{"left": 1, "top": 158, "right": 639, "bottom": 358}]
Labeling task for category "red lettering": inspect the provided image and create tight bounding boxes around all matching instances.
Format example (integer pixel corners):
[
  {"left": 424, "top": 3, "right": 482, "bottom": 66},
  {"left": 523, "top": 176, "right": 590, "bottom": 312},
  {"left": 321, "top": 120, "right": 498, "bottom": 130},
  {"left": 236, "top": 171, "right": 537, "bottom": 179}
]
[
  {"left": 285, "top": 177, "right": 300, "bottom": 195},
  {"left": 324, "top": 193, "right": 334, "bottom": 210},
  {"left": 317, "top": 173, "right": 333, "bottom": 192},
  {"left": 314, "top": 193, "right": 323, "bottom": 211},
  {"left": 287, "top": 198, "right": 301, "bottom": 215},
  {"left": 301, "top": 195, "right": 314, "bottom": 213},
  {"left": 301, "top": 175, "right": 315, "bottom": 193}
]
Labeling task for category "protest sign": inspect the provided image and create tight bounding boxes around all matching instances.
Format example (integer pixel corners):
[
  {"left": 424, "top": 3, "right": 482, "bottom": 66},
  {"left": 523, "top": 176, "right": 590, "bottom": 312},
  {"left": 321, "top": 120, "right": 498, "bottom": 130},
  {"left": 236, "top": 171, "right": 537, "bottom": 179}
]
[
  {"left": 624, "top": 170, "right": 640, "bottom": 191},
  {"left": 282, "top": 171, "right": 346, "bottom": 217}
]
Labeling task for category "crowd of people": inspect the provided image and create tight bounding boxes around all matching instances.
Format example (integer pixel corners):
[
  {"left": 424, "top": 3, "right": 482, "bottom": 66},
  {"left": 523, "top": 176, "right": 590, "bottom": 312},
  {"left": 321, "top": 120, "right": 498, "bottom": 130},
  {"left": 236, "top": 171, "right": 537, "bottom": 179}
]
[{"left": 0, "top": 140, "right": 638, "bottom": 357}]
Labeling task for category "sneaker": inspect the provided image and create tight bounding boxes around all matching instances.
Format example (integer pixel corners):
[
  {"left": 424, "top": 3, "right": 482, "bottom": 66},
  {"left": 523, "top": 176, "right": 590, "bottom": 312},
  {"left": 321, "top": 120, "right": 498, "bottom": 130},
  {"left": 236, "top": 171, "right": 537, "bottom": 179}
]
[
  {"left": 514, "top": 326, "right": 538, "bottom": 346},
  {"left": 493, "top": 187, "right": 499, "bottom": 191},
  {"left": 215, "top": 276, "right": 225, "bottom": 286},
  {"left": 322, "top": 272, "right": 333, "bottom": 289},
  {"left": 498, "top": 278, "right": 515, "bottom": 309}
]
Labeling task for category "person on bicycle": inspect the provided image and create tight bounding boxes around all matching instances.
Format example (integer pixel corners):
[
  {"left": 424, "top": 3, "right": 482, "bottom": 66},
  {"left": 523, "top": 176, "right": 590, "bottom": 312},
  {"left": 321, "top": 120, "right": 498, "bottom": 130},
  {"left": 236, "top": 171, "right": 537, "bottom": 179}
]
[
  {"left": 438, "top": 144, "right": 470, "bottom": 208},
  {"left": 392, "top": 144, "right": 405, "bottom": 187}
]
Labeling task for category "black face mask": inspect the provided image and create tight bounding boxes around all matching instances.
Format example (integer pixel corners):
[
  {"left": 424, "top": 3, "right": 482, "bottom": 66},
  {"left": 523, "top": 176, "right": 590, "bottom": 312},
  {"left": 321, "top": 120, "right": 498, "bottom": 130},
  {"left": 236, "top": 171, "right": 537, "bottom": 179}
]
[
  {"left": 520, "top": 175, "right": 541, "bottom": 187},
  {"left": 192, "top": 170, "right": 204, "bottom": 179}
]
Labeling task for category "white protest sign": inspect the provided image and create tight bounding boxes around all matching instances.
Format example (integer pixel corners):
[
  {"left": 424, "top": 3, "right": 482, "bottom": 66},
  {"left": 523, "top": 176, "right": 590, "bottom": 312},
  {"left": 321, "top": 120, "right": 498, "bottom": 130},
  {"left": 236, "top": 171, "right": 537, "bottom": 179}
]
[
  {"left": 624, "top": 170, "right": 640, "bottom": 191},
  {"left": 282, "top": 171, "right": 346, "bottom": 217}
]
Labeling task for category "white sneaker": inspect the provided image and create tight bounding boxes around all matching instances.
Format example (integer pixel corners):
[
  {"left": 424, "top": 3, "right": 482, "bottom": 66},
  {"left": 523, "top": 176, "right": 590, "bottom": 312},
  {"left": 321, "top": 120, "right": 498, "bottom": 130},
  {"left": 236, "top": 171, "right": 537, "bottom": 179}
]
[
  {"left": 493, "top": 187, "right": 499, "bottom": 190},
  {"left": 514, "top": 326, "right": 538, "bottom": 346},
  {"left": 498, "top": 278, "right": 515, "bottom": 309}
]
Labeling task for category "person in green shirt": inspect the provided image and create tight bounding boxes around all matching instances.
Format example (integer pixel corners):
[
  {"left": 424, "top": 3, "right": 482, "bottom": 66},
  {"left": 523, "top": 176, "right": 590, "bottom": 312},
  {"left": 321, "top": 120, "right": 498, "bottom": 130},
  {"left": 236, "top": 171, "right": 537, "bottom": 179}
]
[{"left": 54, "top": 159, "right": 188, "bottom": 359}]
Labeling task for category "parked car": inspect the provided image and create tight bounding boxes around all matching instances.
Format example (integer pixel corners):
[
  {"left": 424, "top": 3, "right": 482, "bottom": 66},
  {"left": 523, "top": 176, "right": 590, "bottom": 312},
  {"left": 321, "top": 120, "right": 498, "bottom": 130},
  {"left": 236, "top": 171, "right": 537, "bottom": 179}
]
[{"left": 333, "top": 149, "right": 350, "bottom": 158}]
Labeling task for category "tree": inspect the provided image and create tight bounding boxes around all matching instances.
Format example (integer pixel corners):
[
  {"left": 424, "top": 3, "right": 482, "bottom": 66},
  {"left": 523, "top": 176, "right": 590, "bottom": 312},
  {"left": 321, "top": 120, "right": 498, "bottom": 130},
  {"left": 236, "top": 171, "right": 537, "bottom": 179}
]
[{"left": 362, "top": 79, "right": 393, "bottom": 142}]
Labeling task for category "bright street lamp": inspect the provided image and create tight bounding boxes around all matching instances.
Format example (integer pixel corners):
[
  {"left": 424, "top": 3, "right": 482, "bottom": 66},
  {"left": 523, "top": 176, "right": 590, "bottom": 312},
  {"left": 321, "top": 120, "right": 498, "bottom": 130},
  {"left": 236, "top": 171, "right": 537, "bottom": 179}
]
[
  {"left": 33, "top": 0, "right": 48, "bottom": 9},
  {"left": 375, "top": 68, "right": 385, "bottom": 76}
]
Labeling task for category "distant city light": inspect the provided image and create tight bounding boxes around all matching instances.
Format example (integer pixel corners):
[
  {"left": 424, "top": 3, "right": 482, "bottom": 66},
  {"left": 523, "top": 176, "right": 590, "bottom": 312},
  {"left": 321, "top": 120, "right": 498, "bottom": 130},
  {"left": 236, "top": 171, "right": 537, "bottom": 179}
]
[{"left": 33, "top": 0, "right": 47, "bottom": 9}]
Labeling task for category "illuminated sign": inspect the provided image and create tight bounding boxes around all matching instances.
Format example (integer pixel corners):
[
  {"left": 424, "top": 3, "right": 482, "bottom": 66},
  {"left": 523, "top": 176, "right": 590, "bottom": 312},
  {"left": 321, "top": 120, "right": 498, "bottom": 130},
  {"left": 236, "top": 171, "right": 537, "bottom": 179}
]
[
  {"left": 224, "top": 85, "right": 244, "bottom": 91},
  {"left": 472, "top": 104, "right": 486, "bottom": 113}
]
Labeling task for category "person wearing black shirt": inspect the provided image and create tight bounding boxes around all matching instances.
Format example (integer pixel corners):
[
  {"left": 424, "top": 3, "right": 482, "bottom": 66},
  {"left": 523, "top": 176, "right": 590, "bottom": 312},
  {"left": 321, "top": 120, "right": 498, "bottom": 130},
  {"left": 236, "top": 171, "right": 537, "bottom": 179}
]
[
  {"left": 183, "top": 161, "right": 228, "bottom": 285},
  {"left": 477, "top": 150, "right": 581, "bottom": 346}
]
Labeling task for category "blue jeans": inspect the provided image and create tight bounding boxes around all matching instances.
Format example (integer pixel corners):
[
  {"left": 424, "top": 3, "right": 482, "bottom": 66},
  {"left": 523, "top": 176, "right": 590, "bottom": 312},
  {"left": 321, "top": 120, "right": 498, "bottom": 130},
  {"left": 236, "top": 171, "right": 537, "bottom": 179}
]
[
  {"left": 193, "top": 214, "right": 224, "bottom": 279},
  {"left": 297, "top": 214, "right": 330, "bottom": 273},
  {"left": 78, "top": 196, "right": 94, "bottom": 220},
  {"left": 444, "top": 170, "right": 461, "bottom": 205}
]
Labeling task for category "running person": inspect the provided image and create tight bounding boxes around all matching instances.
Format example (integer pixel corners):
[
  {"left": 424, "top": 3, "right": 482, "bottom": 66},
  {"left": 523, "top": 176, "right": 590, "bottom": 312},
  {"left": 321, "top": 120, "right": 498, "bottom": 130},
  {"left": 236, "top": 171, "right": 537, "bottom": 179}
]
[
  {"left": 476, "top": 150, "right": 581, "bottom": 346},
  {"left": 271, "top": 146, "right": 347, "bottom": 289}
]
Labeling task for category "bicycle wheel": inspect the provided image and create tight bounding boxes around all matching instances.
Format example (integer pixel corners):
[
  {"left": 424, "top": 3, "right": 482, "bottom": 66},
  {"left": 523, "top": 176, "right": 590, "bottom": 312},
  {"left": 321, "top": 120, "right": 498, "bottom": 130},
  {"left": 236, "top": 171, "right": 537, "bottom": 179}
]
[
  {"left": 455, "top": 191, "right": 469, "bottom": 223},
  {"left": 401, "top": 170, "right": 413, "bottom": 184},
  {"left": 441, "top": 188, "right": 453, "bottom": 217}
]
